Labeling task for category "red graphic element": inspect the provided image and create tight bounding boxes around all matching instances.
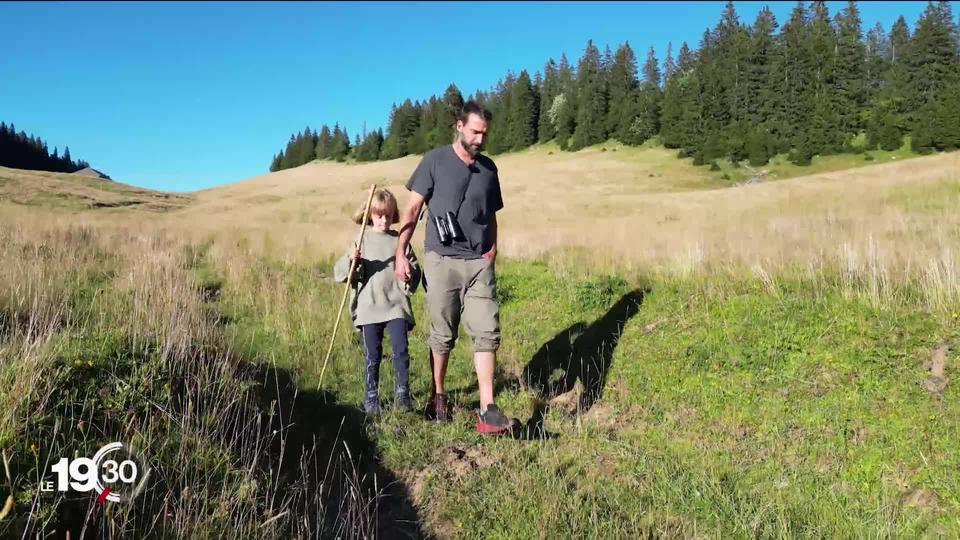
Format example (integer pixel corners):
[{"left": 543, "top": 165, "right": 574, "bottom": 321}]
[{"left": 97, "top": 487, "right": 111, "bottom": 505}]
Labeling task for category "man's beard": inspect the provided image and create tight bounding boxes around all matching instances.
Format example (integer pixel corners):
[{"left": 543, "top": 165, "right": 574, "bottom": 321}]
[{"left": 460, "top": 138, "right": 481, "bottom": 157}]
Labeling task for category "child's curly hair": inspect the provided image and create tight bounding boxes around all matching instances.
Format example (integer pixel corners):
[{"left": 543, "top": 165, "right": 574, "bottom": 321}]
[{"left": 351, "top": 188, "right": 399, "bottom": 225}]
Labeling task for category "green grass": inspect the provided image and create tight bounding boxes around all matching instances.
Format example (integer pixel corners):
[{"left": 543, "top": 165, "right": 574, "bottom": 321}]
[
  {"left": 4, "top": 219, "right": 958, "bottom": 537},
  {"left": 708, "top": 138, "right": 921, "bottom": 186},
  {"left": 205, "top": 251, "right": 959, "bottom": 538}
]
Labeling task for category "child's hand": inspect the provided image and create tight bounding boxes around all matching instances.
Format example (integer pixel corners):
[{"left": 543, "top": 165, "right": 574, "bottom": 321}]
[{"left": 349, "top": 248, "right": 361, "bottom": 262}]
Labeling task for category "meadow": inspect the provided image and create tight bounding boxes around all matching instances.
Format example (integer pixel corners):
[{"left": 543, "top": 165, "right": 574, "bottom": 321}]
[{"left": 1, "top": 142, "right": 958, "bottom": 538}]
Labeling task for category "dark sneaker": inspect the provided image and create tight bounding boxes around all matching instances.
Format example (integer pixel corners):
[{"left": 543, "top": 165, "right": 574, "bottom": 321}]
[
  {"left": 394, "top": 387, "right": 413, "bottom": 412},
  {"left": 363, "top": 396, "right": 381, "bottom": 416},
  {"left": 476, "top": 404, "right": 513, "bottom": 434},
  {"left": 423, "top": 393, "right": 452, "bottom": 424}
]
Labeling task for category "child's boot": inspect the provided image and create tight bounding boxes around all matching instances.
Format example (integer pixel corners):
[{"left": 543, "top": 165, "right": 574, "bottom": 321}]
[
  {"left": 363, "top": 390, "right": 381, "bottom": 416},
  {"left": 394, "top": 385, "right": 413, "bottom": 412}
]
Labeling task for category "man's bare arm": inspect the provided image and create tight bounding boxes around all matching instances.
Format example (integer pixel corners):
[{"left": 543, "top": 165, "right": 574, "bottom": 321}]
[
  {"left": 483, "top": 213, "right": 497, "bottom": 260},
  {"left": 395, "top": 191, "right": 425, "bottom": 281}
]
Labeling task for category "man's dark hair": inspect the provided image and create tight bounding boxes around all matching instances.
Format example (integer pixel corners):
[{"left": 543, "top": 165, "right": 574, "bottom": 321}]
[{"left": 457, "top": 100, "right": 493, "bottom": 124}]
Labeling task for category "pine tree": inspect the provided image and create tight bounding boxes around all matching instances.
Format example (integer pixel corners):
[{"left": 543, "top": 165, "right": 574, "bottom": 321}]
[
  {"left": 570, "top": 40, "right": 608, "bottom": 150},
  {"left": 508, "top": 70, "right": 538, "bottom": 149},
  {"left": 773, "top": 1, "right": 814, "bottom": 149},
  {"left": 834, "top": 1, "right": 867, "bottom": 135},
  {"left": 697, "top": 28, "right": 727, "bottom": 158},
  {"left": 663, "top": 42, "right": 677, "bottom": 82},
  {"left": 745, "top": 7, "right": 778, "bottom": 129},
  {"left": 484, "top": 72, "right": 516, "bottom": 154},
  {"left": 807, "top": 1, "right": 843, "bottom": 154},
  {"left": 330, "top": 124, "right": 350, "bottom": 161},
  {"left": 622, "top": 46, "right": 661, "bottom": 145},
  {"left": 380, "top": 99, "right": 420, "bottom": 159},
  {"left": 716, "top": 1, "right": 750, "bottom": 124},
  {"left": 865, "top": 22, "right": 891, "bottom": 101},
  {"left": 606, "top": 42, "right": 639, "bottom": 137},
  {"left": 441, "top": 83, "right": 464, "bottom": 144},
  {"left": 297, "top": 126, "right": 316, "bottom": 165},
  {"left": 538, "top": 58, "right": 560, "bottom": 142},
  {"left": 674, "top": 42, "right": 702, "bottom": 153},
  {"left": 933, "top": 79, "right": 960, "bottom": 149},
  {"left": 280, "top": 134, "right": 297, "bottom": 169},
  {"left": 908, "top": 1, "right": 958, "bottom": 117},
  {"left": 315, "top": 125, "right": 332, "bottom": 160}
]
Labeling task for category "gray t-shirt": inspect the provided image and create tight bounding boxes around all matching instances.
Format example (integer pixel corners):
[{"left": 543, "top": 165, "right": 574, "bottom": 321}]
[{"left": 406, "top": 145, "right": 504, "bottom": 259}]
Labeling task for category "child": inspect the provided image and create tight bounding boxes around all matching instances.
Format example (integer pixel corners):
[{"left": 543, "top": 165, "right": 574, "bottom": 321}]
[{"left": 334, "top": 188, "right": 421, "bottom": 415}]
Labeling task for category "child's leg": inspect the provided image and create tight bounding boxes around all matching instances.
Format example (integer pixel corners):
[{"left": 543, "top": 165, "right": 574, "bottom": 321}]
[
  {"left": 361, "top": 323, "right": 385, "bottom": 403},
  {"left": 385, "top": 318, "right": 410, "bottom": 391}
]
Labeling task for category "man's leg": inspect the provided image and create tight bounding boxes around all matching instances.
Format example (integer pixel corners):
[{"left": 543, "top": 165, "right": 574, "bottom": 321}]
[
  {"left": 463, "top": 257, "right": 510, "bottom": 433},
  {"left": 474, "top": 351, "right": 495, "bottom": 410},
  {"left": 432, "top": 350, "right": 450, "bottom": 395},
  {"left": 423, "top": 252, "right": 463, "bottom": 422}
]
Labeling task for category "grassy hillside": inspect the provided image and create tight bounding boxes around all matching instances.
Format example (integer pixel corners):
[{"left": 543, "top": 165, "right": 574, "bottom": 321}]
[
  {"left": 1, "top": 146, "right": 958, "bottom": 537},
  {"left": 0, "top": 165, "right": 192, "bottom": 212}
]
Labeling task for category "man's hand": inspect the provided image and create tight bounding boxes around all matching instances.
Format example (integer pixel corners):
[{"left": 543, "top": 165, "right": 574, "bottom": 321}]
[
  {"left": 482, "top": 214, "right": 498, "bottom": 262},
  {"left": 395, "top": 190, "right": 425, "bottom": 283},
  {"left": 395, "top": 250, "right": 411, "bottom": 282}
]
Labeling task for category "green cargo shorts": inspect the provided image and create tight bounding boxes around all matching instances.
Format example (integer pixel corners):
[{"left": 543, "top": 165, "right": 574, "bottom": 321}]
[{"left": 423, "top": 250, "right": 500, "bottom": 354}]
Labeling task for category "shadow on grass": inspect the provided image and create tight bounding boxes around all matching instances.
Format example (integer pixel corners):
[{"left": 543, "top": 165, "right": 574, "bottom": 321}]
[{"left": 521, "top": 288, "right": 646, "bottom": 417}]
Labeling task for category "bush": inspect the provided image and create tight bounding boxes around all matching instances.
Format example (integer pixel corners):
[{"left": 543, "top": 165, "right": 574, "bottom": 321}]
[{"left": 789, "top": 145, "right": 813, "bottom": 166}]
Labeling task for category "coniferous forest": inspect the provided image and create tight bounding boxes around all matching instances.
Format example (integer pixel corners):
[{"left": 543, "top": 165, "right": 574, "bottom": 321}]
[
  {"left": 0, "top": 122, "right": 90, "bottom": 173},
  {"left": 269, "top": 1, "right": 960, "bottom": 172}
]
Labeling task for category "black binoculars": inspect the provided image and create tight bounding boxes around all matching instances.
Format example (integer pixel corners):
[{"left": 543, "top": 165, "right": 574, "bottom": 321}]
[{"left": 435, "top": 211, "right": 464, "bottom": 245}]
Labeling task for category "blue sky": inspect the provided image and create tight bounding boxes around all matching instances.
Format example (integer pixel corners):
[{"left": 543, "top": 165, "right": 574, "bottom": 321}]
[{"left": 1, "top": 1, "right": 928, "bottom": 192}]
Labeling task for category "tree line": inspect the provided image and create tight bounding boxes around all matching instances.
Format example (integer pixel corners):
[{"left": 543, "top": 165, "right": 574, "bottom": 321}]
[
  {"left": 0, "top": 122, "right": 90, "bottom": 173},
  {"left": 269, "top": 1, "right": 960, "bottom": 172}
]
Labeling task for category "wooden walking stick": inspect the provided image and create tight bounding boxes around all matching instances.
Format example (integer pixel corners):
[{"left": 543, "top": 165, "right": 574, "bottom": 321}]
[{"left": 317, "top": 183, "right": 377, "bottom": 390}]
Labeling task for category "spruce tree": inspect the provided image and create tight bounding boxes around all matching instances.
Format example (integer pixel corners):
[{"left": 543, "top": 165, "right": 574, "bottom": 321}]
[
  {"left": 508, "top": 70, "right": 538, "bottom": 149},
  {"left": 316, "top": 125, "right": 332, "bottom": 159},
  {"left": 441, "top": 83, "right": 464, "bottom": 144},
  {"left": 622, "top": 46, "right": 661, "bottom": 145},
  {"left": 908, "top": 1, "right": 958, "bottom": 126},
  {"left": 865, "top": 22, "right": 891, "bottom": 101},
  {"left": 808, "top": 1, "right": 843, "bottom": 154},
  {"left": 834, "top": 1, "right": 867, "bottom": 135},
  {"left": 538, "top": 58, "right": 560, "bottom": 142},
  {"left": 745, "top": 7, "right": 778, "bottom": 129},
  {"left": 606, "top": 42, "right": 639, "bottom": 137},
  {"left": 570, "top": 40, "right": 608, "bottom": 150},
  {"left": 297, "top": 126, "right": 316, "bottom": 165},
  {"left": 774, "top": 1, "right": 814, "bottom": 149}
]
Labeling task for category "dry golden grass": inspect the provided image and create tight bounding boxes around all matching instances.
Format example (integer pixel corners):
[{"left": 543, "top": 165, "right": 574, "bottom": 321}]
[
  {"left": 6, "top": 146, "right": 958, "bottom": 298},
  {"left": 5, "top": 146, "right": 959, "bottom": 281},
  {"left": 150, "top": 145, "right": 958, "bottom": 282}
]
